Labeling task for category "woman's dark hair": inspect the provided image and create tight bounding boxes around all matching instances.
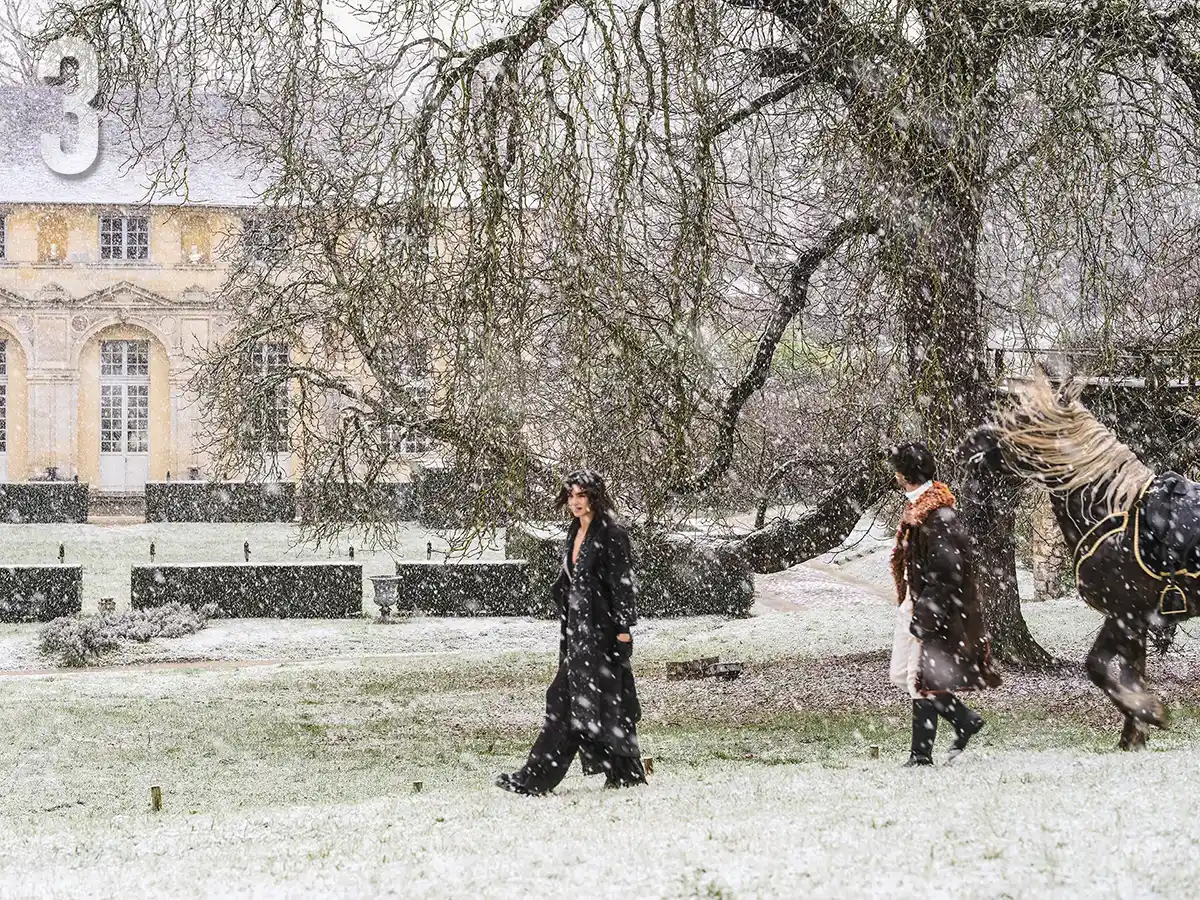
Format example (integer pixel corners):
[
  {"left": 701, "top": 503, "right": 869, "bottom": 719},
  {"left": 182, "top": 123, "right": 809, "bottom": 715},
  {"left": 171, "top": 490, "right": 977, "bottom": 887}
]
[
  {"left": 889, "top": 442, "right": 937, "bottom": 486},
  {"left": 555, "top": 469, "right": 615, "bottom": 518}
]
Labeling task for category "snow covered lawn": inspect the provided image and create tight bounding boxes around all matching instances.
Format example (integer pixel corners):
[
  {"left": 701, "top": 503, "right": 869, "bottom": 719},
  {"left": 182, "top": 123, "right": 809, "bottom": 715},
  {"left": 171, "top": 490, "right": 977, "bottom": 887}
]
[
  {"left": 1, "top": 646, "right": 1199, "bottom": 899},
  {"left": 1, "top": 553, "right": 1199, "bottom": 897}
]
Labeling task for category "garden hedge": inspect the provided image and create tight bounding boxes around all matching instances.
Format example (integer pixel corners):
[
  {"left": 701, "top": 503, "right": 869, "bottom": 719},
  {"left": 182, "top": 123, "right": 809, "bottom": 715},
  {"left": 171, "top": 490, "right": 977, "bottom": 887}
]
[
  {"left": 505, "top": 524, "right": 754, "bottom": 617},
  {"left": 0, "top": 565, "right": 83, "bottom": 622},
  {"left": 131, "top": 563, "right": 362, "bottom": 617},
  {"left": 144, "top": 482, "right": 297, "bottom": 523},
  {"left": 375, "top": 561, "right": 536, "bottom": 616},
  {"left": 0, "top": 483, "right": 89, "bottom": 524}
]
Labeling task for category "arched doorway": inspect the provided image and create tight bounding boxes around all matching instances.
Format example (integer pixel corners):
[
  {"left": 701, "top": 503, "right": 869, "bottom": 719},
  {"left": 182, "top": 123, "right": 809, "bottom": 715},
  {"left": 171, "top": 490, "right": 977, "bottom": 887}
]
[{"left": 77, "top": 323, "right": 171, "bottom": 491}]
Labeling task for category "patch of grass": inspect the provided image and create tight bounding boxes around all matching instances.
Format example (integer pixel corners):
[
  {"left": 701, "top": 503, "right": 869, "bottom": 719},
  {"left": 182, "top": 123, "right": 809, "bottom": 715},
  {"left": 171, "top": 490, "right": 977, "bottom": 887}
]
[{"left": 4, "top": 654, "right": 1199, "bottom": 828}]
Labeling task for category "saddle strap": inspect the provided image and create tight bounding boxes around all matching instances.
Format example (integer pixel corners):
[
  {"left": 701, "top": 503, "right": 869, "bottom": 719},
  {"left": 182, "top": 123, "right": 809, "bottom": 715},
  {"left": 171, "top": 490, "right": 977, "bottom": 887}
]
[{"left": 1074, "top": 512, "right": 1130, "bottom": 586}]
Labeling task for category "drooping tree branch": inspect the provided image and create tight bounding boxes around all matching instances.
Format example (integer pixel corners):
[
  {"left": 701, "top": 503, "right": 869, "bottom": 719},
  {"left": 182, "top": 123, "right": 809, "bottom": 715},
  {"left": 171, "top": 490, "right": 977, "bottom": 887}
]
[{"left": 671, "top": 215, "right": 878, "bottom": 496}]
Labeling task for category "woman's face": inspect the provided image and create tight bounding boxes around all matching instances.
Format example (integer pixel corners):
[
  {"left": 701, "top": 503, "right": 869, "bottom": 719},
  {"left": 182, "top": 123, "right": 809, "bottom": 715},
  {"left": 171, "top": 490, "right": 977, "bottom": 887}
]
[{"left": 567, "top": 485, "right": 592, "bottom": 518}]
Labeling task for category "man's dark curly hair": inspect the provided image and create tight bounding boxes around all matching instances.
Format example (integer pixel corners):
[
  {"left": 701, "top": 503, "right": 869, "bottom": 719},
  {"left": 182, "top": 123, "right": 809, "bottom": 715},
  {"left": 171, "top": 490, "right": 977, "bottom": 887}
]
[{"left": 889, "top": 442, "right": 937, "bottom": 486}]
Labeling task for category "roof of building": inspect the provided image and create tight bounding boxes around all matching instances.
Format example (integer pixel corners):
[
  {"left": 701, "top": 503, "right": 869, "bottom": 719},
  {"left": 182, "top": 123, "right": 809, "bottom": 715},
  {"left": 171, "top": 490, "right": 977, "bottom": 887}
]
[{"left": 0, "top": 86, "right": 269, "bottom": 207}]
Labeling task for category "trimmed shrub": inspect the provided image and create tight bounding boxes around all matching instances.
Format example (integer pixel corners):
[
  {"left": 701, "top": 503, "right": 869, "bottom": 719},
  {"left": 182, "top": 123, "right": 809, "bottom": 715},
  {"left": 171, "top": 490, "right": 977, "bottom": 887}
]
[
  {"left": 131, "top": 563, "right": 362, "bottom": 617},
  {"left": 0, "top": 565, "right": 83, "bottom": 622},
  {"left": 0, "top": 483, "right": 89, "bottom": 524},
  {"left": 505, "top": 524, "right": 755, "bottom": 618},
  {"left": 144, "top": 482, "right": 296, "bottom": 523},
  {"left": 38, "top": 601, "right": 217, "bottom": 667},
  {"left": 296, "top": 481, "right": 414, "bottom": 523},
  {"left": 377, "top": 561, "right": 539, "bottom": 616}
]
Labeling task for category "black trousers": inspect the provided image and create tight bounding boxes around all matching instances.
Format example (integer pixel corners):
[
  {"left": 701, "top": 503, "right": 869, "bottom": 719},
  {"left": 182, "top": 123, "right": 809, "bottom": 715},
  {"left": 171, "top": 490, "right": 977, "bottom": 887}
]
[
  {"left": 511, "top": 722, "right": 647, "bottom": 794},
  {"left": 910, "top": 694, "right": 981, "bottom": 760}
]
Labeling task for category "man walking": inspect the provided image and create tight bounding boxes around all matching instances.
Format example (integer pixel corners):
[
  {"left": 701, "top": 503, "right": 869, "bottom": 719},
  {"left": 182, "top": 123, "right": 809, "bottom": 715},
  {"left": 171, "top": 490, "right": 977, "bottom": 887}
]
[{"left": 889, "top": 442, "right": 1001, "bottom": 767}]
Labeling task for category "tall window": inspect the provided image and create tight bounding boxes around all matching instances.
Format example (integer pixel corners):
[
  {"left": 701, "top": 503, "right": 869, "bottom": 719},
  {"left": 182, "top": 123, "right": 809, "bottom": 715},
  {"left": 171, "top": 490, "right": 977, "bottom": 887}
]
[
  {"left": 242, "top": 217, "right": 290, "bottom": 263},
  {"left": 100, "top": 340, "right": 150, "bottom": 455},
  {"left": 99, "top": 215, "right": 149, "bottom": 261},
  {"left": 37, "top": 213, "right": 67, "bottom": 263},
  {"left": 380, "top": 424, "right": 433, "bottom": 457},
  {"left": 246, "top": 342, "right": 290, "bottom": 452},
  {"left": 375, "top": 339, "right": 434, "bottom": 456},
  {"left": 0, "top": 341, "right": 7, "bottom": 454},
  {"left": 180, "top": 215, "right": 212, "bottom": 264},
  {"left": 0, "top": 215, "right": 6, "bottom": 261}
]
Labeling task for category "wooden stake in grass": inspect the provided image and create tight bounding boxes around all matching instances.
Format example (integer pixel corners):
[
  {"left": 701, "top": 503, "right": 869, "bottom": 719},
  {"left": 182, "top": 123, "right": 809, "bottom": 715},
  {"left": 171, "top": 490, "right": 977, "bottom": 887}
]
[
  {"left": 869, "top": 745, "right": 880, "bottom": 759},
  {"left": 643, "top": 757, "right": 654, "bottom": 775},
  {"left": 412, "top": 781, "right": 423, "bottom": 793},
  {"left": 150, "top": 785, "right": 163, "bottom": 812}
]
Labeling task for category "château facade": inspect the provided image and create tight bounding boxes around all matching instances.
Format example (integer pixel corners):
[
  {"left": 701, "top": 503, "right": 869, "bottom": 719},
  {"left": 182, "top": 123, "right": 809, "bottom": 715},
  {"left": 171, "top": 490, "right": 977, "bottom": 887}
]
[{"left": 0, "top": 86, "right": 275, "bottom": 492}]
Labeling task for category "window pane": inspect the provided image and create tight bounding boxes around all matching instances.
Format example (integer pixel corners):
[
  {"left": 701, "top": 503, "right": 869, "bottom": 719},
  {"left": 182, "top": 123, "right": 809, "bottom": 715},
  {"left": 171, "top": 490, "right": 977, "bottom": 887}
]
[
  {"left": 127, "top": 216, "right": 149, "bottom": 260},
  {"left": 100, "top": 341, "right": 123, "bottom": 377},
  {"left": 127, "top": 341, "right": 149, "bottom": 376},
  {"left": 126, "top": 385, "right": 149, "bottom": 453},
  {"left": 0, "top": 215, "right": 6, "bottom": 261},
  {"left": 0, "top": 384, "right": 7, "bottom": 454},
  {"left": 100, "top": 385, "right": 123, "bottom": 453},
  {"left": 99, "top": 216, "right": 121, "bottom": 260},
  {"left": 0, "top": 340, "right": 7, "bottom": 377}
]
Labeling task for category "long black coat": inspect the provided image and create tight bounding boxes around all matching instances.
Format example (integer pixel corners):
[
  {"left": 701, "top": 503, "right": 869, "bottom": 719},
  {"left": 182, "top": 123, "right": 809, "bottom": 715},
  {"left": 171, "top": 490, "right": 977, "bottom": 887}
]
[
  {"left": 905, "top": 507, "right": 1002, "bottom": 694},
  {"left": 546, "top": 514, "right": 642, "bottom": 765}
]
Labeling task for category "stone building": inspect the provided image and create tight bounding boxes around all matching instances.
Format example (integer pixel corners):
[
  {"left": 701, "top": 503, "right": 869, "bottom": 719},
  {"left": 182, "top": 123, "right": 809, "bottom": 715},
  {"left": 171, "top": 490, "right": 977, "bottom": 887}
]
[{"left": 0, "top": 86, "right": 272, "bottom": 494}]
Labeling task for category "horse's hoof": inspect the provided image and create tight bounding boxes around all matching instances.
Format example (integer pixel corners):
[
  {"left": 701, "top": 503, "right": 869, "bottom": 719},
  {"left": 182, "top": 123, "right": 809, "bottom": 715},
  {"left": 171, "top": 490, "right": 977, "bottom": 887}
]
[
  {"left": 1118, "top": 735, "right": 1148, "bottom": 752},
  {"left": 1144, "top": 700, "right": 1169, "bottom": 730}
]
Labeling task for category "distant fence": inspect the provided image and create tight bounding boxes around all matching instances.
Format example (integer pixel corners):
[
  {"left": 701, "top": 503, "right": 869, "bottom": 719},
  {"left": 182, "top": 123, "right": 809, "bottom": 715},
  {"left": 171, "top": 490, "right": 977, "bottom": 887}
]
[{"left": 990, "top": 346, "right": 1200, "bottom": 388}]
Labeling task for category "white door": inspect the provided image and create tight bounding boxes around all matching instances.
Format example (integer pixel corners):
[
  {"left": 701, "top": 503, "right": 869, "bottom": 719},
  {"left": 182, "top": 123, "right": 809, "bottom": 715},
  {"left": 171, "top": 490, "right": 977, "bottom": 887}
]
[
  {"left": 99, "top": 340, "right": 150, "bottom": 491},
  {"left": 0, "top": 340, "right": 8, "bottom": 483}
]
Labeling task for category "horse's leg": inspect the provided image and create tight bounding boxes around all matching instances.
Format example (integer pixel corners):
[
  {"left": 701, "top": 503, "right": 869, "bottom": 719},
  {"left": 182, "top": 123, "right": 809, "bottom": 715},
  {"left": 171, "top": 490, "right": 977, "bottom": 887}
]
[
  {"left": 1086, "top": 618, "right": 1168, "bottom": 738},
  {"left": 1118, "top": 635, "right": 1151, "bottom": 751}
]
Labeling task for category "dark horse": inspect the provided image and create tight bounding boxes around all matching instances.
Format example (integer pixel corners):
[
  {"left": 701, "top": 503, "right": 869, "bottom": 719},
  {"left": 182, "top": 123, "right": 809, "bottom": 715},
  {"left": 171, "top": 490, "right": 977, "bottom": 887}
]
[{"left": 960, "top": 375, "right": 1200, "bottom": 750}]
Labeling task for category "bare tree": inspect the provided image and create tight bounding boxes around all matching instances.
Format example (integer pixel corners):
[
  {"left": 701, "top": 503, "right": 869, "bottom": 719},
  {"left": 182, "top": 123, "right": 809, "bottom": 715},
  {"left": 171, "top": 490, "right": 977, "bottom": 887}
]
[
  {"left": 35, "top": 0, "right": 1200, "bottom": 661},
  {"left": 0, "top": 0, "right": 39, "bottom": 83}
]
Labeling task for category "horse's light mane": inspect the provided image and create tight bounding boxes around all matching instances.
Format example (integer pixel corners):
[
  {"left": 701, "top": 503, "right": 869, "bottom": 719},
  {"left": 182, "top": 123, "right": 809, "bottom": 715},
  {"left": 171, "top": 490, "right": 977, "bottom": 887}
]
[{"left": 994, "top": 373, "right": 1155, "bottom": 515}]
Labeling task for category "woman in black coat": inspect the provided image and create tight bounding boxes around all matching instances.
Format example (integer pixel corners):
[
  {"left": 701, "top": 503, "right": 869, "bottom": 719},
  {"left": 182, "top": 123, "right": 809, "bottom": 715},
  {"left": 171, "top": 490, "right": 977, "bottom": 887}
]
[{"left": 496, "top": 470, "right": 647, "bottom": 795}]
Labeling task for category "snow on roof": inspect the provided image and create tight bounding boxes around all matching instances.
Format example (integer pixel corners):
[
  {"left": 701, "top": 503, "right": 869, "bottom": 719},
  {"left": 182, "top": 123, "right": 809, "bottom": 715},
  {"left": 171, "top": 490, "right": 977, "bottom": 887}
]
[{"left": 0, "top": 86, "right": 269, "bottom": 207}]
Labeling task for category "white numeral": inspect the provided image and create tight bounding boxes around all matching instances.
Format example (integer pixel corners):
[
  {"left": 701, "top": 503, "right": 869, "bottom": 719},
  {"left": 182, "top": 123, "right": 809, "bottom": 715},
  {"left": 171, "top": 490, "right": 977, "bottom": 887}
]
[{"left": 38, "top": 37, "right": 101, "bottom": 175}]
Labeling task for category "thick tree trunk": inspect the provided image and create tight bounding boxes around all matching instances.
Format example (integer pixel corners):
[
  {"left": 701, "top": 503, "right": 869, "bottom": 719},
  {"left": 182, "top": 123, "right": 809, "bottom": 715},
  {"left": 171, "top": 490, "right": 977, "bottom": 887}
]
[
  {"left": 957, "top": 458, "right": 1055, "bottom": 666},
  {"left": 894, "top": 185, "right": 1051, "bottom": 666}
]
